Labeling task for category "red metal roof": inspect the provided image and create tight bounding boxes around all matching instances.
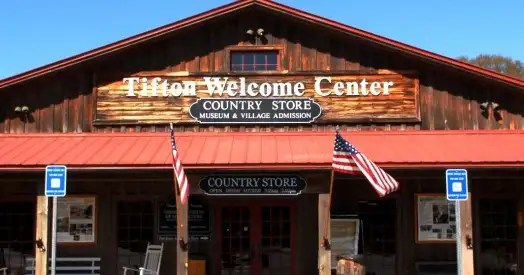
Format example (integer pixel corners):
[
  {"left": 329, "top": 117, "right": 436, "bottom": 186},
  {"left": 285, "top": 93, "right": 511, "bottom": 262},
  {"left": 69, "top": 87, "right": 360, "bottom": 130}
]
[
  {"left": 0, "top": 0, "right": 523, "bottom": 89},
  {"left": 0, "top": 130, "right": 523, "bottom": 170}
]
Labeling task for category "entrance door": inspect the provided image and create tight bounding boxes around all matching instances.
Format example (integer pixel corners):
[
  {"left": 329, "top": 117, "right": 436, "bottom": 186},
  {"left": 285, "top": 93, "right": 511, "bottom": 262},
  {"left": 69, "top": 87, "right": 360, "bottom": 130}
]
[{"left": 217, "top": 202, "right": 295, "bottom": 275}]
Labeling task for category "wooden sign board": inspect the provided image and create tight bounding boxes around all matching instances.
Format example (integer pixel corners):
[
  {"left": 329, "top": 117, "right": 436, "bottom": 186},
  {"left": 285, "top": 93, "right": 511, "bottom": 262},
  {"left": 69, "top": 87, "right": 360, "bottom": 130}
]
[{"left": 95, "top": 72, "right": 419, "bottom": 125}]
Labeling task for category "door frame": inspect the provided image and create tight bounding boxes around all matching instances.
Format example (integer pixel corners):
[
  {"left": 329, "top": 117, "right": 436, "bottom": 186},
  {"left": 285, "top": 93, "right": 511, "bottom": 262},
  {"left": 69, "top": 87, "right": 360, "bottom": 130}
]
[{"left": 214, "top": 199, "right": 297, "bottom": 275}]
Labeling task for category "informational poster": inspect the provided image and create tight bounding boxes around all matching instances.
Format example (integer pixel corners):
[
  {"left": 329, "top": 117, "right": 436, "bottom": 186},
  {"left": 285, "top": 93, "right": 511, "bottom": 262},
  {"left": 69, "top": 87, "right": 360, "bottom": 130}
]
[
  {"left": 415, "top": 194, "right": 456, "bottom": 243},
  {"left": 56, "top": 196, "right": 96, "bottom": 244},
  {"left": 158, "top": 196, "right": 210, "bottom": 241},
  {"left": 330, "top": 216, "right": 360, "bottom": 268}
]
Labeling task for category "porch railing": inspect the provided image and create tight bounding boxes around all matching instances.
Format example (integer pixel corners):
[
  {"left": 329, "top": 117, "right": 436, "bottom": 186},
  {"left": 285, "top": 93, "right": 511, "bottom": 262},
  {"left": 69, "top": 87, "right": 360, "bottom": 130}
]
[{"left": 25, "top": 257, "right": 101, "bottom": 275}]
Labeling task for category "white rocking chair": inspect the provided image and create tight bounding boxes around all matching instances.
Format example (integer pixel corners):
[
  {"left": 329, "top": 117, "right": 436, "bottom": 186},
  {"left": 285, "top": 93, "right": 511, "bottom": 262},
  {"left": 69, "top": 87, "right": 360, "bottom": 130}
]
[
  {"left": 0, "top": 267, "right": 6, "bottom": 275},
  {"left": 123, "top": 243, "right": 164, "bottom": 275}
]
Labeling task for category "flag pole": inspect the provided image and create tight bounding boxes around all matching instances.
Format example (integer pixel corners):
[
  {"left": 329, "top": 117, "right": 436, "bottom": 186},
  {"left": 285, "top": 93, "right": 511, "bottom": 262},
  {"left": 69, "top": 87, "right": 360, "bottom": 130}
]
[
  {"left": 323, "top": 126, "right": 339, "bottom": 249},
  {"left": 170, "top": 123, "right": 189, "bottom": 275}
]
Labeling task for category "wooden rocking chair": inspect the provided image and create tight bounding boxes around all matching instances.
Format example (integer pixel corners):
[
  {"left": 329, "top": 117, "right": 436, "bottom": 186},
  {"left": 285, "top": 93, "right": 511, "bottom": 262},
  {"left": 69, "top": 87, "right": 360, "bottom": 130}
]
[{"left": 123, "top": 243, "right": 164, "bottom": 275}]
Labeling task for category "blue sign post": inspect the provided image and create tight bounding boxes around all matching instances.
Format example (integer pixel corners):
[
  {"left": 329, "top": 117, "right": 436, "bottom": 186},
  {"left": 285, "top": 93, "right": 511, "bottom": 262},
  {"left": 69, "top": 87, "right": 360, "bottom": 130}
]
[
  {"left": 445, "top": 168, "right": 468, "bottom": 275},
  {"left": 45, "top": 165, "right": 67, "bottom": 197},
  {"left": 45, "top": 165, "right": 67, "bottom": 275},
  {"left": 446, "top": 169, "right": 468, "bottom": 201}
]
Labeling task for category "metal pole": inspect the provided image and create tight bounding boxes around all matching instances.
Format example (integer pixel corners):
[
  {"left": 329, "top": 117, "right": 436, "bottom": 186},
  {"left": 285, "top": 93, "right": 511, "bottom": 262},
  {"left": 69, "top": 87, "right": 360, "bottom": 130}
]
[
  {"left": 51, "top": 196, "right": 57, "bottom": 275},
  {"left": 455, "top": 200, "right": 462, "bottom": 275}
]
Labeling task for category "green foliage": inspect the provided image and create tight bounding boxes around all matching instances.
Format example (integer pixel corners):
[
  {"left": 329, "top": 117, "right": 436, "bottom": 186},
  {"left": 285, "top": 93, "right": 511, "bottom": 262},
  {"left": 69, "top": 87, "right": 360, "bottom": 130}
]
[{"left": 457, "top": 54, "right": 524, "bottom": 79}]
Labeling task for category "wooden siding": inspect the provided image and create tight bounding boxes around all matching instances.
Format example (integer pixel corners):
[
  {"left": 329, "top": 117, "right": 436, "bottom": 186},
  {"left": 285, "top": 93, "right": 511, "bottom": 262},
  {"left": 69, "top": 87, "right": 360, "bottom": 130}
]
[{"left": 1, "top": 8, "right": 523, "bottom": 133}]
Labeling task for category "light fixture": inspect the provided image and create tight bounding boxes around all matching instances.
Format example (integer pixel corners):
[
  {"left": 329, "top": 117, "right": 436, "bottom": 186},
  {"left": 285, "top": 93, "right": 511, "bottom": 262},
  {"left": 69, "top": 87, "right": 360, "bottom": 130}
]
[
  {"left": 491, "top": 102, "right": 499, "bottom": 110},
  {"left": 14, "top": 106, "right": 22, "bottom": 113},
  {"left": 246, "top": 29, "right": 254, "bottom": 36},
  {"left": 256, "top": 28, "right": 265, "bottom": 36},
  {"left": 21, "top": 106, "right": 30, "bottom": 113},
  {"left": 480, "top": 102, "right": 489, "bottom": 110}
]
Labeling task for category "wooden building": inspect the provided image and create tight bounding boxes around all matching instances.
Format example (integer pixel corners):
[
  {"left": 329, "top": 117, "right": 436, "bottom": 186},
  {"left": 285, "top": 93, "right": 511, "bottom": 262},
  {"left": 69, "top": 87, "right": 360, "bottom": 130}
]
[{"left": 1, "top": 0, "right": 524, "bottom": 274}]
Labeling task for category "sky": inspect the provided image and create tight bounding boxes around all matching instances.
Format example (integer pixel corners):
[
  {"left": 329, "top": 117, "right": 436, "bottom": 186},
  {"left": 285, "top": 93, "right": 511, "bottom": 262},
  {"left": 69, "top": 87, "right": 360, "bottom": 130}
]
[{"left": 1, "top": 0, "right": 523, "bottom": 80}]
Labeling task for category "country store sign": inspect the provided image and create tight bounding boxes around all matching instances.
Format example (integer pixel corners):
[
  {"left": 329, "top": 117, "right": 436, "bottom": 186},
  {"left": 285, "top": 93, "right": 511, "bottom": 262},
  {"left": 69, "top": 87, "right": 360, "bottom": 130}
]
[{"left": 94, "top": 73, "right": 419, "bottom": 125}]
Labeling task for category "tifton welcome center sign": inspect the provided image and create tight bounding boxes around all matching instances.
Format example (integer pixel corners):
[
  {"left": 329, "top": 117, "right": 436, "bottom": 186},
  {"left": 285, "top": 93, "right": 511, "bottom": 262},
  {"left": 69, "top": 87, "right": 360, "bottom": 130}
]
[{"left": 95, "top": 73, "right": 419, "bottom": 125}]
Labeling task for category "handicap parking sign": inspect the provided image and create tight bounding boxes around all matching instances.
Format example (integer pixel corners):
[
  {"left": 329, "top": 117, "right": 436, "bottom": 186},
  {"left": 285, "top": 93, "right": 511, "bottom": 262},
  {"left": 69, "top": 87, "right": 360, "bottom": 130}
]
[
  {"left": 45, "top": 165, "right": 67, "bottom": 197},
  {"left": 446, "top": 169, "right": 468, "bottom": 201}
]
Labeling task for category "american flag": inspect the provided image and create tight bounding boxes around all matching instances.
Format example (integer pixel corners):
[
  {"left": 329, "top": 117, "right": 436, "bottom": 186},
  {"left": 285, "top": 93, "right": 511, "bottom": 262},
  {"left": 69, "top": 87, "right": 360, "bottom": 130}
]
[
  {"left": 170, "top": 123, "right": 189, "bottom": 204},
  {"left": 332, "top": 130, "right": 399, "bottom": 197}
]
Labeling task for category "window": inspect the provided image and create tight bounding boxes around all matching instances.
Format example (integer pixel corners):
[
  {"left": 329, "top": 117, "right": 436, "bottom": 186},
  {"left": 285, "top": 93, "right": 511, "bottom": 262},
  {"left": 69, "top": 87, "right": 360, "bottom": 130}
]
[
  {"left": 117, "top": 201, "right": 154, "bottom": 269},
  {"left": 230, "top": 50, "right": 278, "bottom": 72},
  {"left": 0, "top": 201, "right": 35, "bottom": 273},
  {"left": 479, "top": 199, "right": 517, "bottom": 275},
  {"left": 357, "top": 199, "right": 396, "bottom": 275}
]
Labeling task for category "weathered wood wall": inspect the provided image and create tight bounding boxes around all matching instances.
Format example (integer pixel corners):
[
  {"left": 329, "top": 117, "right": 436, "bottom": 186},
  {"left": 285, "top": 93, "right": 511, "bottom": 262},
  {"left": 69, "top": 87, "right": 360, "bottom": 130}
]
[{"left": 1, "top": 8, "right": 523, "bottom": 133}]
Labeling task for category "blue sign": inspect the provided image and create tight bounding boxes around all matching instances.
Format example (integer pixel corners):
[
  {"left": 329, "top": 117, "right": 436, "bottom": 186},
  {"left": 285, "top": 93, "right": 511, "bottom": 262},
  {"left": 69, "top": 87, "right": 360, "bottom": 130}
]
[
  {"left": 45, "top": 165, "right": 67, "bottom": 197},
  {"left": 446, "top": 169, "right": 468, "bottom": 201}
]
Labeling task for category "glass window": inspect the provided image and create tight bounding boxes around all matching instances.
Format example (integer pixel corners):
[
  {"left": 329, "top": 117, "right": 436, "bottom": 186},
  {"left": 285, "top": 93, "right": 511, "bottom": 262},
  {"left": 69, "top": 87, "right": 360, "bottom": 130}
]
[
  {"left": 479, "top": 199, "right": 517, "bottom": 275},
  {"left": 117, "top": 201, "right": 154, "bottom": 271},
  {"left": 357, "top": 199, "right": 397, "bottom": 275},
  {"left": 230, "top": 51, "right": 278, "bottom": 72},
  {"left": 0, "top": 201, "right": 35, "bottom": 273}
]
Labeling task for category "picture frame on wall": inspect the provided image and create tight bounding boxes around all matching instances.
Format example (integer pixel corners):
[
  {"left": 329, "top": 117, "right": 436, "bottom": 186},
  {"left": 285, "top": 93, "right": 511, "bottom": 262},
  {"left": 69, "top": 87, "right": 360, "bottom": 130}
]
[
  {"left": 415, "top": 193, "right": 456, "bottom": 243},
  {"left": 56, "top": 195, "right": 97, "bottom": 245}
]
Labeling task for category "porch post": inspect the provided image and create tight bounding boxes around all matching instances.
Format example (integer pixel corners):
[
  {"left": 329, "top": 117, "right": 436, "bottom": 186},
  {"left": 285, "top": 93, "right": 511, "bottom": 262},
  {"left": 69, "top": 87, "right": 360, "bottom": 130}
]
[
  {"left": 175, "top": 191, "right": 189, "bottom": 275},
  {"left": 35, "top": 194, "right": 49, "bottom": 275},
  {"left": 318, "top": 194, "right": 331, "bottom": 275},
  {"left": 458, "top": 195, "right": 474, "bottom": 274}
]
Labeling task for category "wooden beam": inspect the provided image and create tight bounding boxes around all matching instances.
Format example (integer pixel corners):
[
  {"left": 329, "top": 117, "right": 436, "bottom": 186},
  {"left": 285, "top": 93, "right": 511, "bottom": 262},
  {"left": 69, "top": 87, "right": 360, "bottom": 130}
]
[
  {"left": 35, "top": 195, "right": 48, "bottom": 275},
  {"left": 318, "top": 194, "right": 331, "bottom": 275},
  {"left": 458, "top": 195, "right": 474, "bottom": 275}
]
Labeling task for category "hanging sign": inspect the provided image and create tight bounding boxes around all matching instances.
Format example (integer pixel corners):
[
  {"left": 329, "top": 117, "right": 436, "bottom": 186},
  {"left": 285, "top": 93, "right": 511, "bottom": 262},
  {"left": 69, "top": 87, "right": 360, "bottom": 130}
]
[{"left": 199, "top": 175, "right": 307, "bottom": 195}]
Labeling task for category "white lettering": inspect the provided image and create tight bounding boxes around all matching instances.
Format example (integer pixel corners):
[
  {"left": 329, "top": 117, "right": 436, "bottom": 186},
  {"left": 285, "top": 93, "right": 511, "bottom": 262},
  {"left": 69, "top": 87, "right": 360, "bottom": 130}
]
[
  {"left": 121, "top": 76, "right": 396, "bottom": 98},
  {"left": 314, "top": 77, "right": 331, "bottom": 96},
  {"left": 204, "top": 77, "right": 228, "bottom": 95},
  {"left": 359, "top": 79, "right": 368, "bottom": 95},
  {"left": 333, "top": 82, "right": 345, "bottom": 96},
  {"left": 294, "top": 82, "right": 305, "bottom": 96},
  {"left": 383, "top": 81, "right": 394, "bottom": 95},
  {"left": 259, "top": 83, "right": 271, "bottom": 97},
  {"left": 370, "top": 82, "right": 381, "bottom": 96},
  {"left": 123, "top": 77, "right": 139, "bottom": 97},
  {"left": 150, "top": 77, "right": 161, "bottom": 96}
]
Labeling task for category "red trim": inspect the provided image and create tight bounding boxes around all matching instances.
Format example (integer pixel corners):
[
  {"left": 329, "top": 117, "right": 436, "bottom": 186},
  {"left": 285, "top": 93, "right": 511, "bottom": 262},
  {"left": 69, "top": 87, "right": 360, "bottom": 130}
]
[
  {"left": 2, "top": 163, "right": 524, "bottom": 171},
  {"left": 2, "top": 128, "right": 524, "bottom": 138},
  {"left": 1, "top": 130, "right": 524, "bottom": 170},
  {"left": 0, "top": 0, "right": 523, "bottom": 89}
]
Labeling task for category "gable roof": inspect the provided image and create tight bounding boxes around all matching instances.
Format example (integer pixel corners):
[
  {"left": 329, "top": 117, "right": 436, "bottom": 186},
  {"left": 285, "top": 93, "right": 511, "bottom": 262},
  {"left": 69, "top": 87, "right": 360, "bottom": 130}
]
[{"left": 1, "top": 0, "right": 523, "bottom": 89}]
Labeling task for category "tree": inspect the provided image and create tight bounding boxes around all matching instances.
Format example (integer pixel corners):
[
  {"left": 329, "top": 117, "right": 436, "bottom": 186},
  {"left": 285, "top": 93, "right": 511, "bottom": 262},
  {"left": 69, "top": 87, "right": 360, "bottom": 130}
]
[{"left": 457, "top": 54, "right": 524, "bottom": 80}]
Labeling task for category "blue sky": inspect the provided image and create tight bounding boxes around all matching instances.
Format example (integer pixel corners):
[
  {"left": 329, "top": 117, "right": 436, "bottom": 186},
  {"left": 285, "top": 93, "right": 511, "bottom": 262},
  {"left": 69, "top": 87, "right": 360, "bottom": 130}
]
[{"left": 1, "top": 0, "right": 523, "bottom": 79}]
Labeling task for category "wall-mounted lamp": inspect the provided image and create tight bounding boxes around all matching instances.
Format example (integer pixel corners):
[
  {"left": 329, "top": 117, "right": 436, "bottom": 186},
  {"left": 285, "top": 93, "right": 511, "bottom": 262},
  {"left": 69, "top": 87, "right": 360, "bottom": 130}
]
[
  {"left": 14, "top": 105, "right": 31, "bottom": 122},
  {"left": 480, "top": 101, "right": 502, "bottom": 124},
  {"left": 14, "top": 105, "right": 30, "bottom": 114},
  {"left": 256, "top": 28, "right": 265, "bottom": 36},
  {"left": 245, "top": 27, "right": 267, "bottom": 45}
]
